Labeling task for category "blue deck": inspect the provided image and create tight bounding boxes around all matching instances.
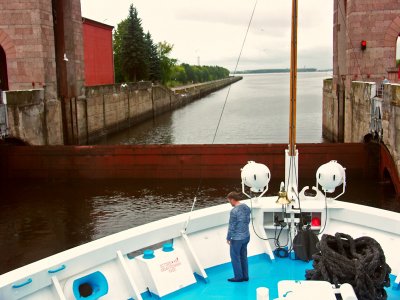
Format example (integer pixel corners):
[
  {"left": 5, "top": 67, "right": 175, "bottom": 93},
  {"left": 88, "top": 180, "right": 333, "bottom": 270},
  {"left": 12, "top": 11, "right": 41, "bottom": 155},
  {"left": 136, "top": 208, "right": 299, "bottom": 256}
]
[{"left": 142, "top": 254, "right": 400, "bottom": 300}]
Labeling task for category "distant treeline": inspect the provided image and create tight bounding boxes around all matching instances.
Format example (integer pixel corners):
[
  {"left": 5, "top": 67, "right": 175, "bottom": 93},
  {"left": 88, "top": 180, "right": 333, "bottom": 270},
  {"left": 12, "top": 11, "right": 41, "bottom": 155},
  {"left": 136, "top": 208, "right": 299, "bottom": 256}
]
[
  {"left": 113, "top": 4, "right": 230, "bottom": 86},
  {"left": 235, "top": 68, "right": 319, "bottom": 74},
  {"left": 169, "top": 64, "right": 230, "bottom": 87}
]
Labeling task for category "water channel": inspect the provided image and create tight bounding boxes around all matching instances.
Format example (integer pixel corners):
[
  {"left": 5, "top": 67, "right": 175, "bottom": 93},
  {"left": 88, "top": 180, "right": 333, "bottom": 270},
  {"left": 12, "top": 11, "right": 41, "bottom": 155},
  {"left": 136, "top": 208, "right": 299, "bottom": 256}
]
[
  {"left": 97, "top": 72, "right": 329, "bottom": 145},
  {"left": 1, "top": 72, "right": 398, "bottom": 274}
]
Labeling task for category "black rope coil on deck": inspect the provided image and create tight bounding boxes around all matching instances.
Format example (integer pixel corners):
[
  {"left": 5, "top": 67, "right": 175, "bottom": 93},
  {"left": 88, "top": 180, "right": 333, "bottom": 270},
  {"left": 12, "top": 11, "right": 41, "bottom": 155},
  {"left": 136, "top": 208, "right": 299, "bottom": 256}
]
[{"left": 306, "top": 232, "right": 391, "bottom": 300}]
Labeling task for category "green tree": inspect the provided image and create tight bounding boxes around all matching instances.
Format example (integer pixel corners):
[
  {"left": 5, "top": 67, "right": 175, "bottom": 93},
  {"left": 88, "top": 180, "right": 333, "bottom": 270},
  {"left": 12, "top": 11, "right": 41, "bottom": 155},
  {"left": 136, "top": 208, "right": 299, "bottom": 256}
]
[
  {"left": 121, "top": 5, "right": 149, "bottom": 81},
  {"left": 113, "top": 4, "right": 229, "bottom": 86},
  {"left": 158, "top": 41, "right": 177, "bottom": 85},
  {"left": 182, "top": 63, "right": 195, "bottom": 83},
  {"left": 113, "top": 19, "right": 128, "bottom": 83},
  {"left": 168, "top": 64, "right": 229, "bottom": 86},
  {"left": 145, "top": 32, "right": 161, "bottom": 82},
  {"left": 171, "top": 65, "right": 187, "bottom": 84}
]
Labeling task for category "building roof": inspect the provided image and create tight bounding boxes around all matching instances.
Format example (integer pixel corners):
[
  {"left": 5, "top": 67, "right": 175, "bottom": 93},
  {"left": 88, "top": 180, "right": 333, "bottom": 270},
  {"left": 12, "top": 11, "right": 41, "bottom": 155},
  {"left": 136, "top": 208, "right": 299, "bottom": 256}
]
[{"left": 82, "top": 17, "right": 114, "bottom": 31}]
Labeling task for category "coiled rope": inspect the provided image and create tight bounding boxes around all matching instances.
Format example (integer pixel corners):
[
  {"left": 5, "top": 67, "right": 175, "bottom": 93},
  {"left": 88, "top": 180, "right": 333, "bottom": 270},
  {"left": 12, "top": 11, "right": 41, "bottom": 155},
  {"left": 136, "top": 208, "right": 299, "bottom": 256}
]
[{"left": 306, "top": 232, "right": 391, "bottom": 300}]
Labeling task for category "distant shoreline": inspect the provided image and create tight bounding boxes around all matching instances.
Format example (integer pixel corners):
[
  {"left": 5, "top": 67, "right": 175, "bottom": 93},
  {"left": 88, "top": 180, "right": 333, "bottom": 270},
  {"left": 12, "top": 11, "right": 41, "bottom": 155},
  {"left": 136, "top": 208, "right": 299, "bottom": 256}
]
[{"left": 233, "top": 68, "right": 332, "bottom": 74}]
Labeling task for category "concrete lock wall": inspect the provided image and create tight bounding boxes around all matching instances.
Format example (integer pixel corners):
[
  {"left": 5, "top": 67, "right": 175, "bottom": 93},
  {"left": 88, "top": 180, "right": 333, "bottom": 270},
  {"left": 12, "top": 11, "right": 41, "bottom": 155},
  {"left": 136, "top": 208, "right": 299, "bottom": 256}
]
[
  {"left": 322, "top": 78, "right": 337, "bottom": 142},
  {"left": 385, "top": 84, "right": 400, "bottom": 181},
  {"left": 323, "top": 79, "right": 400, "bottom": 191},
  {"left": 348, "top": 81, "right": 375, "bottom": 142},
  {"left": 4, "top": 89, "right": 63, "bottom": 145},
  {"left": 3, "top": 77, "right": 241, "bottom": 145},
  {"left": 70, "top": 77, "right": 241, "bottom": 144}
]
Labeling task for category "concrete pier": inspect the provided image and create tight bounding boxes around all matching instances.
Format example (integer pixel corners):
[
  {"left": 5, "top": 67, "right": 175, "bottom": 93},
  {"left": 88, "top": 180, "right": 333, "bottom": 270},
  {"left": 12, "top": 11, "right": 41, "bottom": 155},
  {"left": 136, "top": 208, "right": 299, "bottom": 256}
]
[
  {"left": 2, "top": 76, "right": 241, "bottom": 145},
  {"left": 323, "top": 80, "right": 400, "bottom": 196}
]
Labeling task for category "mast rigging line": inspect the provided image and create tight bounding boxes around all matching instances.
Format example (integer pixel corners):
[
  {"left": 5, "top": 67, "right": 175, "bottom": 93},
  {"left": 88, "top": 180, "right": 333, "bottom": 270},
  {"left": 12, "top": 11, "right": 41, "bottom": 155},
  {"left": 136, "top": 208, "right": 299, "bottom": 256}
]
[
  {"left": 211, "top": 0, "right": 258, "bottom": 145},
  {"left": 183, "top": 0, "right": 259, "bottom": 233}
]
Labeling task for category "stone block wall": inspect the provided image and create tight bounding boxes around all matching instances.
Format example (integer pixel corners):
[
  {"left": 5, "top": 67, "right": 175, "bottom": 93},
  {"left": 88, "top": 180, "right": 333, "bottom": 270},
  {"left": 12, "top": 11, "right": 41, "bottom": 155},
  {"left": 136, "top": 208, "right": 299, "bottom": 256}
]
[
  {"left": 129, "top": 85, "right": 153, "bottom": 123},
  {"left": 86, "top": 92, "right": 104, "bottom": 137},
  {"left": 0, "top": 0, "right": 57, "bottom": 99},
  {"left": 348, "top": 81, "right": 375, "bottom": 142},
  {"left": 79, "top": 83, "right": 154, "bottom": 144},
  {"left": 334, "top": 0, "right": 400, "bottom": 86},
  {"left": 153, "top": 85, "right": 172, "bottom": 116},
  {"left": 322, "top": 78, "right": 337, "bottom": 141},
  {"left": 2, "top": 77, "right": 241, "bottom": 145},
  {"left": 45, "top": 99, "right": 64, "bottom": 145},
  {"left": 4, "top": 89, "right": 63, "bottom": 145},
  {"left": 384, "top": 84, "right": 400, "bottom": 176},
  {"left": 103, "top": 93, "right": 128, "bottom": 131},
  {"left": 323, "top": 78, "right": 400, "bottom": 185},
  {"left": 74, "top": 78, "right": 241, "bottom": 144},
  {"left": 324, "top": 80, "right": 376, "bottom": 143},
  {"left": 332, "top": 0, "right": 400, "bottom": 143}
]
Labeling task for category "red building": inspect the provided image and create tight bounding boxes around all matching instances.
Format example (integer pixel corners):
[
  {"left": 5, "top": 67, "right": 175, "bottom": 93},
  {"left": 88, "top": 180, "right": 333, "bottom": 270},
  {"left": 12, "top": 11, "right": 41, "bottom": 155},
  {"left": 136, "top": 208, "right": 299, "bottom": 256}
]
[{"left": 82, "top": 18, "right": 114, "bottom": 86}]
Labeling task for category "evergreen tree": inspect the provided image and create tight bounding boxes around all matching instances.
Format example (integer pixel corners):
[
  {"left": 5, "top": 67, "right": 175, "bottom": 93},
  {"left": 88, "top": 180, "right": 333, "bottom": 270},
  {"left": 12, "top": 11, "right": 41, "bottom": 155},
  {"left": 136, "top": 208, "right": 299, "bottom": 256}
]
[
  {"left": 113, "top": 19, "right": 128, "bottom": 83},
  {"left": 121, "top": 5, "right": 149, "bottom": 81},
  {"left": 113, "top": 4, "right": 229, "bottom": 86},
  {"left": 145, "top": 32, "right": 161, "bottom": 82}
]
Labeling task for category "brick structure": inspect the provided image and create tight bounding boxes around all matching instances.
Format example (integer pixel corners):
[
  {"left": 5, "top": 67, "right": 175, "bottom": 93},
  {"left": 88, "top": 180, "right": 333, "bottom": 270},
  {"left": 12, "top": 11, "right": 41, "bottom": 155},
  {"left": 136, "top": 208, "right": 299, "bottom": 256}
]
[
  {"left": 334, "top": 0, "right": 400, "bottom": 87},
  {"left": 326, "top": 0, "right": 400, "bottom": 142},
  {"left": 0, "top": 0, "right": 58, "bottom": 99},
  {"left": 0, "top": 0, "right": 86, "bottom": 97},
  {"left": 52, "top": 0, "right": 85, "bottom": 99},
  {"left": 0, "top": 0, "right": 114, "bottom": 98},
  {"left": 0, "top": 0, "right": 86, "bottom": 144},
  {"left": 323, "top": 1, "right": 400, "bottom": 189}
]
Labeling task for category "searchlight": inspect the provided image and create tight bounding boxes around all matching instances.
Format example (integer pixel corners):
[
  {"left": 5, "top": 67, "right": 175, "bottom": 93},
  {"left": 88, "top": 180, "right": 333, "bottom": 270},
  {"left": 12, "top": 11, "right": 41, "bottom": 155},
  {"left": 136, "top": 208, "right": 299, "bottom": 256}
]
[
  {"left": 241, "top": 161, "right": 271, "bottom": 198},
  {"left": 316, "top": 160, "right": 346, "bottom": 199}
]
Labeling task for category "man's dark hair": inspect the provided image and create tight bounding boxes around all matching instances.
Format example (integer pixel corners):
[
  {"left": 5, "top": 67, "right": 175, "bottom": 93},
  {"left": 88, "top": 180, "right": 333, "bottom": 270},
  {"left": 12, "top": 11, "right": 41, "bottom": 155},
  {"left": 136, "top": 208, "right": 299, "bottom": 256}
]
[{"left": 227, "top": 191, "right": 241, "bottom": 200}]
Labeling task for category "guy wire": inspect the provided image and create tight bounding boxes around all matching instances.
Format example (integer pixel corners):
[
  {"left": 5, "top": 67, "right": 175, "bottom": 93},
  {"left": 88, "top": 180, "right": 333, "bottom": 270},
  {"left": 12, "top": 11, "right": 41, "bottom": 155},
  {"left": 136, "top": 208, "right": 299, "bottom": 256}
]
[{"left": 183, "top": 0, "right": 259, "bottom": 233}]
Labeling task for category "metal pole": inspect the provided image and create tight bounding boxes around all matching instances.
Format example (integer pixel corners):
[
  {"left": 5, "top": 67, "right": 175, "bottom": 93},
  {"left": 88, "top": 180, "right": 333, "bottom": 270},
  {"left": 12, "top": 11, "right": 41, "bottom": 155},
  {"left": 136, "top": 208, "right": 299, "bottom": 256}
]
[{"left": 289, "top": 0, "right": 298, "bottom": 156}]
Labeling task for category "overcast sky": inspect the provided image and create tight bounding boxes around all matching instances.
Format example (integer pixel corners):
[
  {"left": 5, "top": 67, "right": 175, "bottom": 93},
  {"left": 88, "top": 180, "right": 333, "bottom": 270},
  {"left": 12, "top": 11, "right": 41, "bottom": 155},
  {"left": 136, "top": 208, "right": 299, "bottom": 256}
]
[{"left": 80, "top": 0, "right": 333, "bottom": 71}]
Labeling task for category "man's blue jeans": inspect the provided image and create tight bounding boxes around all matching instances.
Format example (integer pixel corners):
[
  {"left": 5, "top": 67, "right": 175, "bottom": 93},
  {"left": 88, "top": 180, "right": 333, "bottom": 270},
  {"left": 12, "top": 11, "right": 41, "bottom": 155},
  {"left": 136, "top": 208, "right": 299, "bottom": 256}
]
[{"left": 230, "top": 236, "right": 250, "bottom": 280}]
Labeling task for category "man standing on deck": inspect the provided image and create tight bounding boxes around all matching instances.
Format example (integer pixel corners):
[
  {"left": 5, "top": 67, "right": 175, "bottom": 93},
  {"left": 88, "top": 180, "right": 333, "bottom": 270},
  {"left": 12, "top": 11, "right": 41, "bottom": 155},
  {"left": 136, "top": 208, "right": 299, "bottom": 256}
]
[{"left": 226, "top": 191, "right": 251, "bottom": 282}]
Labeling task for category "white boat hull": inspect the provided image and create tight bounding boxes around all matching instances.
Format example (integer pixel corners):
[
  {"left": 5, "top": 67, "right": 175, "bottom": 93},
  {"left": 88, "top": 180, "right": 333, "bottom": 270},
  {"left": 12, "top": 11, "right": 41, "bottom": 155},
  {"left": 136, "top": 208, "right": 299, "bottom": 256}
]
[{"left": 0, "top": 198, "right": 399, "bottom": 299}]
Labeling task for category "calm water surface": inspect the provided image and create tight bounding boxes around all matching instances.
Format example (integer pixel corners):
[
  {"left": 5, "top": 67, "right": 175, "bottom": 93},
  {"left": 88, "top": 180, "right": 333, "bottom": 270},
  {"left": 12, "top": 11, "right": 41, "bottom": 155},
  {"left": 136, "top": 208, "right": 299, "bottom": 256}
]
[
  {"left": 1, "top": 178, "right": 398, "bottom": 274},
  {"left": 1, "top": 72, "right": 398, "bottom": 274},
  {"left": 97, "top": 72, "right": 330, "bottom": 145}
]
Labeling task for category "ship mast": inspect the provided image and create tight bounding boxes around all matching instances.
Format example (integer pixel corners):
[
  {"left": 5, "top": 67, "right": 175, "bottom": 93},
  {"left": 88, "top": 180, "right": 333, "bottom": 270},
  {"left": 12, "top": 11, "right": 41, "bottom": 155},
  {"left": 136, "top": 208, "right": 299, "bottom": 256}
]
[
  {"left": 289, "top": 0, "right": 298, "bottom": 157},
  {"left": 283, "top": 0, "right": 299, "bottom": 203}
]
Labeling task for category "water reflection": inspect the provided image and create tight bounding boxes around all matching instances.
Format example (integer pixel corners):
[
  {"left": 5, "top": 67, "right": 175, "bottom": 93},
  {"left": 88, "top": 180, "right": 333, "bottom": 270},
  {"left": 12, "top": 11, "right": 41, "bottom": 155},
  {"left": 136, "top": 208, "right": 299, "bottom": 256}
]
[
  {"left": 0, "top": 179, "right": 231, "bottom": 274},
  {"left": 1, "top": 178, "right": 398, "bottom": 274},
  {"left": 97, "top": 73, "right": 330, "bottom": 145}
]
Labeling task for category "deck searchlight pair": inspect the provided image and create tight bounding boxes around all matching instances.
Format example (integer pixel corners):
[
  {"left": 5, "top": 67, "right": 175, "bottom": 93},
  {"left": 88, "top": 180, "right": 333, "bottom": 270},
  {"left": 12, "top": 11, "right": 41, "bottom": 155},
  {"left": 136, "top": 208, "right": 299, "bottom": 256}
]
[{"left": 240, "top": 160, "right": 346, "bottom": 202}]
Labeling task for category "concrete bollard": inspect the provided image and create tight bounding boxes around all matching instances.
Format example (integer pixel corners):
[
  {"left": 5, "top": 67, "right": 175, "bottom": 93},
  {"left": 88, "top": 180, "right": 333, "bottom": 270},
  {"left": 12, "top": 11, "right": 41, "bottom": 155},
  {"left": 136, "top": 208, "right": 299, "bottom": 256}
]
[{"left": 256, "top": 287, "right": 269, "bottom": 300}]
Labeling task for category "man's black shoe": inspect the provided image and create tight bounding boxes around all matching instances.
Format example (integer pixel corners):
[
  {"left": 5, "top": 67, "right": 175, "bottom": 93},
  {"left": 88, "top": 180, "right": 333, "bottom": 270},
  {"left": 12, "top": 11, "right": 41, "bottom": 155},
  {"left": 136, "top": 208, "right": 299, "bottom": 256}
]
[
  {"left": 227, "top": 278, "right": 244, "bottom": 282},
  {"left": 242, "top": 277, "right": 249, "bottom": 281}
]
